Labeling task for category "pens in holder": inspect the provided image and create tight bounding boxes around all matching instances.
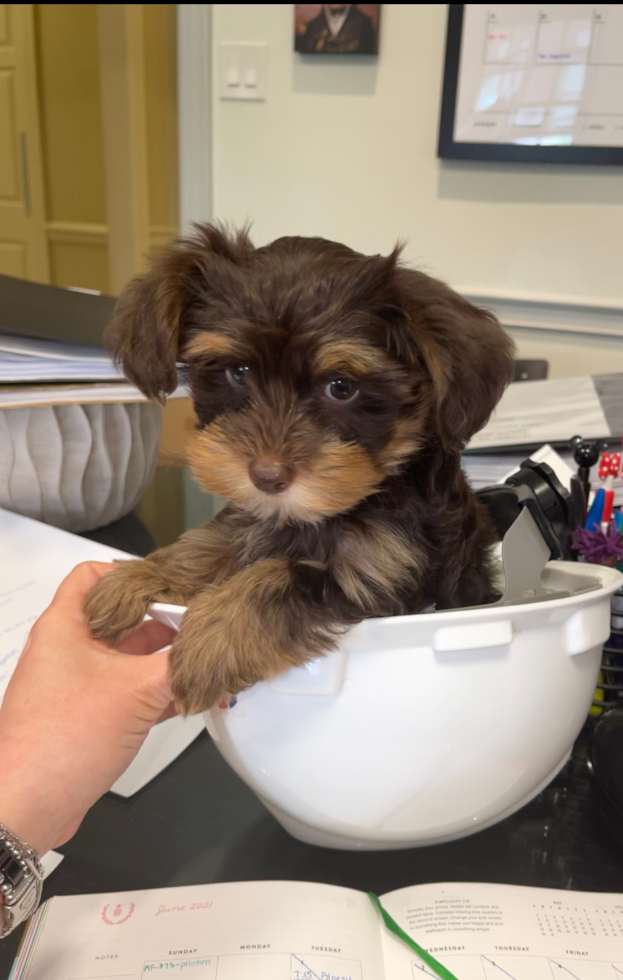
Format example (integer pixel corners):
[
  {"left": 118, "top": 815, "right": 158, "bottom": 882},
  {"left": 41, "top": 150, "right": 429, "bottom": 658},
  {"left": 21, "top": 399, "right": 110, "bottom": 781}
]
[
  {"left": 586, "top": 487, "right": 606, "bottom": 531},
  {"left": 599, "top": 452, "right": 621, "bottom": 526}
]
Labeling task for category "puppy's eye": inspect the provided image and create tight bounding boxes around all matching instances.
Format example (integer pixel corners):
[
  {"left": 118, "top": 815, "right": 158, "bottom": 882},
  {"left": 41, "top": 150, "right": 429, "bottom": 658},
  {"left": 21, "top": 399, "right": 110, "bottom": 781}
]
[
  {"left": 226, "top": 365, "right": 250, "bottom": 387},
  {"left": 325, "top": 379, "right": 359, "bottom": 403}
]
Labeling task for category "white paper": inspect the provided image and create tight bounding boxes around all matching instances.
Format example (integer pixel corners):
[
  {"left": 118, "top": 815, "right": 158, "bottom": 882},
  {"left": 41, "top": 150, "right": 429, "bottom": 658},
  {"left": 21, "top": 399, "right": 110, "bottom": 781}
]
[
  {"left": 469, "top": 376, "right": 610, "bottom": 450},
  {"left": 0, "top": 335, "right": 112, "bottom": 361},
  {"left": 0, "top": 509, "right": 201, "bottom": 796},
  {"left": 0, "top": 382, "right": 188, "bottom": 409},
  {"left": 11, "top": 880, "right": 385, "bottom": 980},
  {"left": 381, "top": 881, "right": 623, "bottom": 980},
  {"left": 111, "top": 714, "right": 204, "bottom": 797},
  {"left": 41, "top": 850, "right": 64, "bottom": 879},
  {"left": 0, "top": 334, "right": 123, "bottom": 382},
  {"left": 498, "top": 443, "right": 576, "bottom": 489}
]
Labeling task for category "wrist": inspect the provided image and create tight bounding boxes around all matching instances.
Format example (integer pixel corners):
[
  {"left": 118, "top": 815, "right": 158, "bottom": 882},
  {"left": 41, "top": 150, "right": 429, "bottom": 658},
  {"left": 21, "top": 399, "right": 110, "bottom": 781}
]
[{"left": 0, "top": 741, "right": 67, "bottom": 856}]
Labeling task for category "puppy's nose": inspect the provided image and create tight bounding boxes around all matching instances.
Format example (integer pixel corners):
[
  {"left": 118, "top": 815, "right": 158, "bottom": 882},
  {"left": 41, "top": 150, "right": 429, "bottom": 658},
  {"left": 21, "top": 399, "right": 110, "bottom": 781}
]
[{"left": 249, "top": 458, "right": 294, "bottom": 495}]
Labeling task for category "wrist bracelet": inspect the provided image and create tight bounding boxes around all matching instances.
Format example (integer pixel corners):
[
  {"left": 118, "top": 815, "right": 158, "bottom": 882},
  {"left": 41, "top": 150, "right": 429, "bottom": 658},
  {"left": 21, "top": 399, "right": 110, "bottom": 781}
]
[{"left": 0, "top": 822, "right": 44, "bottom": 939}]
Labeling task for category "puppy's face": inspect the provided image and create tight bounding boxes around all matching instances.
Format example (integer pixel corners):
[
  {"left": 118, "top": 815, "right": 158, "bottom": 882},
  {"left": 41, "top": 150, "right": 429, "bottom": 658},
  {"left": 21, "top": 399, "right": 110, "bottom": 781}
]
[
  {"left": 183, "top": 315, "right": 426, "bottom": 524},
  {"left": 106, "top": 226, "right": 514, "bottom": 524}
]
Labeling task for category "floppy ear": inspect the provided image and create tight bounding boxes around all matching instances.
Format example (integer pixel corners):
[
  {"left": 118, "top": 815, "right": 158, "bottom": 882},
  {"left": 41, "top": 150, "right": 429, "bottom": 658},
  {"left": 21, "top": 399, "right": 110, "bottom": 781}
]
[
  {"left": 105, "top": 223, "right": 253, "bottom": 402},
  {"left": 395, "top": 269, "right": 515, "bottom": 451}
]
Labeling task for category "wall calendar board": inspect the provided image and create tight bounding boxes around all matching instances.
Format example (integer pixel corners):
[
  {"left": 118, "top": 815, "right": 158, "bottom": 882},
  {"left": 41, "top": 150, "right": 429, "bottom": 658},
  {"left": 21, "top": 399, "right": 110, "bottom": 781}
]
[{"left": 439, "top": 4, "right": 623, "bottom": 164}]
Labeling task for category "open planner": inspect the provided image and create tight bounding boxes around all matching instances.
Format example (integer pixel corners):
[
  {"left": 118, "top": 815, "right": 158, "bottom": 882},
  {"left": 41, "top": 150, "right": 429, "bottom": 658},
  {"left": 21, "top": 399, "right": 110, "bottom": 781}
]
[{"left": 11, "top": 879, "right": 623, "bottom": 980}]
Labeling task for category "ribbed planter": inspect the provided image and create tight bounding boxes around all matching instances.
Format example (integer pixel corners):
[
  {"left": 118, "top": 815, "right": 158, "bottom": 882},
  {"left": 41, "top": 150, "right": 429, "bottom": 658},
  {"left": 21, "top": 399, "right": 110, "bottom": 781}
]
[{"left": 0, "top": 402, "right": 161, "bottom": 532}]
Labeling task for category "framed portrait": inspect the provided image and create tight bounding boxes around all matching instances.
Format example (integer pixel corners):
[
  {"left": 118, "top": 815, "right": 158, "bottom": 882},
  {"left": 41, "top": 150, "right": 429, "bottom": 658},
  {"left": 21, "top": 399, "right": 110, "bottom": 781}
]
[
  {"left": 294, "top": 4, "right": 381, "bottom": 55},
  {"left": 439, "top": 4, "right": 623, "bottom": 164}
]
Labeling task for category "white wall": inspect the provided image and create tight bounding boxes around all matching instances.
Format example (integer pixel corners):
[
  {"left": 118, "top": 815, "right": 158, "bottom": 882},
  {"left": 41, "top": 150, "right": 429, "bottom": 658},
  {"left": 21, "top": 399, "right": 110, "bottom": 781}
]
[{"left": 209, "top": 4, "right": 623, "bottom": 375}]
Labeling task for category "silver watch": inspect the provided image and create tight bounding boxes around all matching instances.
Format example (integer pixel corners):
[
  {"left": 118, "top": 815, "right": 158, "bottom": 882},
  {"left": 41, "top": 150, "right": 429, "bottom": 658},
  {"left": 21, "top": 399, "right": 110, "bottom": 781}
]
[{"left": 0, "top": 822, "right": 43, "bottom": 938}]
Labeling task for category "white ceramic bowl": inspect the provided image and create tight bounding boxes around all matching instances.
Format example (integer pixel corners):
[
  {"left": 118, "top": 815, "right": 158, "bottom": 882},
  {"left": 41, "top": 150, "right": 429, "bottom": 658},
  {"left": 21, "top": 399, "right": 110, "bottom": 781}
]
[
  {"left": 0, "top": 402, "right": 161, "bottom": 531},
  {"left": 150, "top": 560, "right": 622, "bottom": 851}
]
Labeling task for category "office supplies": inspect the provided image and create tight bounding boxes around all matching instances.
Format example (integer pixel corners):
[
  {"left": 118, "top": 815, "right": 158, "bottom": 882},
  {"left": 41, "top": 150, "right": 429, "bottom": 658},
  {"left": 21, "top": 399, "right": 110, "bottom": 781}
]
[
  {"left": 468, "top": 375, "right": 623, "bottom": 452},
  {"left": 0, "top": 334, "right": 123, "bottom": 383},
  {"left": 571, "top": 435, "right": 603, "bottom": 515},
  {"left": 0, "top": 508, "right": 203, "bottom": 796},
  {"left": 0, "top": 274, "right": 114, "bottom": 348},
  {"left": 599, "top": 452, "right": 618, "bottom": 525},
  {"left": 0, "top": 381, "right": 187, "bottom": 409},
  {"left": 11, "top": 879, "right": 623, "bottom": 980},
  {"left": 586, "top": 487, "right": 606, "bottom": 531}
]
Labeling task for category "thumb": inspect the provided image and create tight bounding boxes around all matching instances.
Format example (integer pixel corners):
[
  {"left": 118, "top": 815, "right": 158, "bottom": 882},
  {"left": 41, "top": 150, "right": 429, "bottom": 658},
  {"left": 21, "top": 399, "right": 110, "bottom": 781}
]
[{"left": 129, "top": 647, "right": 174, "bottom": 708}]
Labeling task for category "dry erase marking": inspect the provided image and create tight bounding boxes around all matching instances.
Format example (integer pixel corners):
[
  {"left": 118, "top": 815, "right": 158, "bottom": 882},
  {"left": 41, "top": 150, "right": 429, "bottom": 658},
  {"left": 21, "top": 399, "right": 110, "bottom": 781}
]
[{"left": 143, "top": 959, "right": 211, "bottom": 973}]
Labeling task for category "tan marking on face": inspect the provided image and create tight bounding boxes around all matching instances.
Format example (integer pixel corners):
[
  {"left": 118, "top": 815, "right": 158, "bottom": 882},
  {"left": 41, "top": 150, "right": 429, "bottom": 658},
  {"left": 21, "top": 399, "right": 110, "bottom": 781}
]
[
  {"left": 183, "top": 332, "right": 236, "bottom": 360},
  {"left": 189, "top": 424, "right": 384, "bottom": 525},
  {"left": 377, "top": 415, "right": 426, "bottom": 474},
  {"left": 315, "top": 341, "right": 390, "bottom": 376}
]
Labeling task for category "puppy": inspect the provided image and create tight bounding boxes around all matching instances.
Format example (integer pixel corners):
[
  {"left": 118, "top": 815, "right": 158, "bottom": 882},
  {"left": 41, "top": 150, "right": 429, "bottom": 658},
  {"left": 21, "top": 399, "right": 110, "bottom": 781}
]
[{"left": 84, "top": 225, "right": 515, "bottom": 713}]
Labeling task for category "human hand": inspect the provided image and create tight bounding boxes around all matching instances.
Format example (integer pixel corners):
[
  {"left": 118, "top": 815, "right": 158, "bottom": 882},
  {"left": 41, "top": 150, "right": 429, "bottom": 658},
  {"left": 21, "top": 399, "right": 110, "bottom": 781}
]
[{"left": 0, "top": 562, "right": 176, "bottom": 856}]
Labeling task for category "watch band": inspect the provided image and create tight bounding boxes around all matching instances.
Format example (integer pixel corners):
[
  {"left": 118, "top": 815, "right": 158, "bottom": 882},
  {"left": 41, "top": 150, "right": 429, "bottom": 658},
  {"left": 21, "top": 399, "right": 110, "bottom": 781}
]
[{"left": 0, "top": 822, "right": 43, "bottom": 939}]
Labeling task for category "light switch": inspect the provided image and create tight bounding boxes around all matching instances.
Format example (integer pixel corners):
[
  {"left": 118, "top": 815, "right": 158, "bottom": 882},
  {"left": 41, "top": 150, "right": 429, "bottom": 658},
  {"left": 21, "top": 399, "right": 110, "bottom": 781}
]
[
  {"left": 220, "top": 43, "right": 268, "bottom": 101},
  {"left": 243, "top": 68, "right": 257, "bottom": 89}
]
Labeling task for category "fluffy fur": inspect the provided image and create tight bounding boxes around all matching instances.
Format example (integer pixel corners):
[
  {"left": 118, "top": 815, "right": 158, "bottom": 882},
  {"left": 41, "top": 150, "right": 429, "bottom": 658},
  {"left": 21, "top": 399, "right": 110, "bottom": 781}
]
[{"left": 84, "top": 225, "right": 515, "bottom": 713}]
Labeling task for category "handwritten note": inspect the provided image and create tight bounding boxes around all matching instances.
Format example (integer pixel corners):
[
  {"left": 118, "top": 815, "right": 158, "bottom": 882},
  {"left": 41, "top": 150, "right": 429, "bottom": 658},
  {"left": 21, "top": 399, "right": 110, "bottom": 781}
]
[{"left": 0, "top": 580, "right": 46, "bottom": 701}]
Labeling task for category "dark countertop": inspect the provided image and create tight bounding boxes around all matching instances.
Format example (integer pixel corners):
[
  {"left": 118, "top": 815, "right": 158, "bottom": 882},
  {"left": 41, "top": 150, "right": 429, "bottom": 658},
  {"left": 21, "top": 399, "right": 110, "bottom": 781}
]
[{"left": 2, "top": 467, "right": 623, "bottom": 977}]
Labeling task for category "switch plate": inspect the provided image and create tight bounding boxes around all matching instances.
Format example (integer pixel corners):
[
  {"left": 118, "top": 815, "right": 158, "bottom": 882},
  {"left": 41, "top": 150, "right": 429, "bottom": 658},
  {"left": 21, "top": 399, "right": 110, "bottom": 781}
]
[{"left": 220, "top": 43, "right": 268, "bottom": 101}]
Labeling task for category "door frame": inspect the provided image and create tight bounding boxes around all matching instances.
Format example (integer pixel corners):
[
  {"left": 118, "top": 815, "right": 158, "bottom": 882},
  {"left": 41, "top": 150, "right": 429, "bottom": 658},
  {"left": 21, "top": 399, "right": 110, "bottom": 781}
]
[{"left": 177, "top": 3, "right": 212, "bottom": 232}]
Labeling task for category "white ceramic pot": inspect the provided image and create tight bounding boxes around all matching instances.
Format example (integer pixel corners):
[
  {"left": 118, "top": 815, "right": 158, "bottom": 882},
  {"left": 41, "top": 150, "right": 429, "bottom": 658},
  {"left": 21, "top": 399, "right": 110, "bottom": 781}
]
[
  {"left": 0, "top": 402, "right": 160, "bottom": 532},
  {"left": 150, "top": 560, "right": 622, "bottom": 851}
]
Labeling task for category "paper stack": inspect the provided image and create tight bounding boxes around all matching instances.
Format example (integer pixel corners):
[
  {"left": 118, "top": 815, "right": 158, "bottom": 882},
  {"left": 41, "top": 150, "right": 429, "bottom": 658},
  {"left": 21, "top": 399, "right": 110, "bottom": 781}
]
[{"left": 0, "top": 274, "right": 186, "bottom": 407}]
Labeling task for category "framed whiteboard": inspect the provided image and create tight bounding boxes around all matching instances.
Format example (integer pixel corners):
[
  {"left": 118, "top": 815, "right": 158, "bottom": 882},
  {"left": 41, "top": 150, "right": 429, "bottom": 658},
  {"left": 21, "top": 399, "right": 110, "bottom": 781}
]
[{"left": 439, "top": 4, "right": 623, "bottom": 164}]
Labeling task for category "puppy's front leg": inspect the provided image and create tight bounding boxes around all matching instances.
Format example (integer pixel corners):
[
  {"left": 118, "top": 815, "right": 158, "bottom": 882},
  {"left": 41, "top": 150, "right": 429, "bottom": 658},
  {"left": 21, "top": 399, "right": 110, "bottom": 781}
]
[
  {"left": 84, "top": 511, "right": 242, "bottom": 644},
  {"left": 170, "top": 558, "right": 355, "bottom": 714}
]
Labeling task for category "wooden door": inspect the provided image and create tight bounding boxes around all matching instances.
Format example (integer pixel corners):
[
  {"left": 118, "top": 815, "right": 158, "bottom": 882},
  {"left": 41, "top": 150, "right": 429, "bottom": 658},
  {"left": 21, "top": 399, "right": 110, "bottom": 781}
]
[{"left": 0, "top": 4, "right": 48, "bottom": 281}]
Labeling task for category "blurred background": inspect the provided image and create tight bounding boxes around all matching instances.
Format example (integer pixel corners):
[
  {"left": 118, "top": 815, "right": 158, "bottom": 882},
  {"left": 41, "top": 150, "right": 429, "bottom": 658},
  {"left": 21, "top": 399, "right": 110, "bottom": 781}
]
[{"left": 2, "top": 4, "right": 623, "bottom": 464}]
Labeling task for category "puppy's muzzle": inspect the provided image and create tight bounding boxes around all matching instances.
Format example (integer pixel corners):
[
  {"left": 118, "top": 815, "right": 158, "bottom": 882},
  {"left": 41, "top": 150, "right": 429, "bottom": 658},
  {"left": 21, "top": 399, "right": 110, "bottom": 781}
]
[{"left": 249, "top": 457, "right": 294, "bottom": 495}]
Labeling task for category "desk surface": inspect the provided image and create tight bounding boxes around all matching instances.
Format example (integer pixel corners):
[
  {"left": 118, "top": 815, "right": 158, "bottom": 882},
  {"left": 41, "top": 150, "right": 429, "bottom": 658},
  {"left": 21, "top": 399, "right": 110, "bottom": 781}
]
[{"left": 2, "top": 467, "right": 623, "bottom": 977}]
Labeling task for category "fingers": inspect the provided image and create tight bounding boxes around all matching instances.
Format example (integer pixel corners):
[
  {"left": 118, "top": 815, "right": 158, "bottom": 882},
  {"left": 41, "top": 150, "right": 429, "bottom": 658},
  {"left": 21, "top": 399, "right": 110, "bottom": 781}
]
[
  {"left": 115, "top": 619, "right": 177, "bottom": 657},
  {"left": 51, "top": 562, "right": 116, "bottom": 616}
]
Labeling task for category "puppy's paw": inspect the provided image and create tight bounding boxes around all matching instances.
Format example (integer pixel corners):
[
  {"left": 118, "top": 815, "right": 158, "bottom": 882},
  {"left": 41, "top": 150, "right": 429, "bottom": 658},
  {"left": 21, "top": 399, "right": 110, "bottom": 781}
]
[
  {"left": 170, "top": 583, "right": 294, "bottom": 714},
  {"left": 169, "top": 598, "right": 249, "bottom": 714},
  {"left": 84, "top": 560, "right": 181, "bottom": 644}
]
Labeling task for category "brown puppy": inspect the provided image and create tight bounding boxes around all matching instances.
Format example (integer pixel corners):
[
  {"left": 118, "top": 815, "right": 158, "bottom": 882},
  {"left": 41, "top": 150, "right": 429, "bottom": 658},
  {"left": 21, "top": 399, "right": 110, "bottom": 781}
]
[{"left": 84, "top": 225, "right": 515, "bottom": 713}]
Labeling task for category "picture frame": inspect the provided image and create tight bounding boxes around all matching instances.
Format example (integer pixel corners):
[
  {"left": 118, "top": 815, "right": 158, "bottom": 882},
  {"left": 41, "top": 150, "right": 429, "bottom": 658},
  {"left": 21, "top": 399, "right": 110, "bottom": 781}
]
[
  {"left": 294, "top": 5, "right": 381, "bottom": 56},
  {"left": 438, "top": 3, "right": 623, "bottom": 165}
]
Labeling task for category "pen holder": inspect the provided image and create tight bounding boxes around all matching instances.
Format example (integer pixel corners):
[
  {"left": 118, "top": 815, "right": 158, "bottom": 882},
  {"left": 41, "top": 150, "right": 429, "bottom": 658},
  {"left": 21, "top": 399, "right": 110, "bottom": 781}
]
[{"left": 592, "top": 586, "right": 623, "bottom": 715}]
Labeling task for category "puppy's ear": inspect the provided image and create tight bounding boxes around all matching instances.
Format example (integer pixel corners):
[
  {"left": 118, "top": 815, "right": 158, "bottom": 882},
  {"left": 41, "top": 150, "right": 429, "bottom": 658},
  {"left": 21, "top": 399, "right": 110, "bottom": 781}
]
[
  {"left": 395, "top": 269, "right": 515, "bottom": 451},
  {"left": 105, "top": 224, "right": 253, "bottom": 402}
]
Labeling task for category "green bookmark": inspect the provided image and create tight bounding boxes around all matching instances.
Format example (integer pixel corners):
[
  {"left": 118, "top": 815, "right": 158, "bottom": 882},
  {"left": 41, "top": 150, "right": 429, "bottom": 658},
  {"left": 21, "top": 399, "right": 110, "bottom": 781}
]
[{"left": 368, "top": 893, "right": 459, "bottom": 980}]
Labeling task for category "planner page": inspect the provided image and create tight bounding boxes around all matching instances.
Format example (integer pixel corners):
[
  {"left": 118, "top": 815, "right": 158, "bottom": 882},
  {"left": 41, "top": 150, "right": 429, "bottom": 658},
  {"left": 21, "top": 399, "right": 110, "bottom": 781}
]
[
  {"left": 11, "top": 880, "right": 386, "bottom": 980},
  {"left": 379, "top": 882, "right": 623, "bottom": 980}
]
